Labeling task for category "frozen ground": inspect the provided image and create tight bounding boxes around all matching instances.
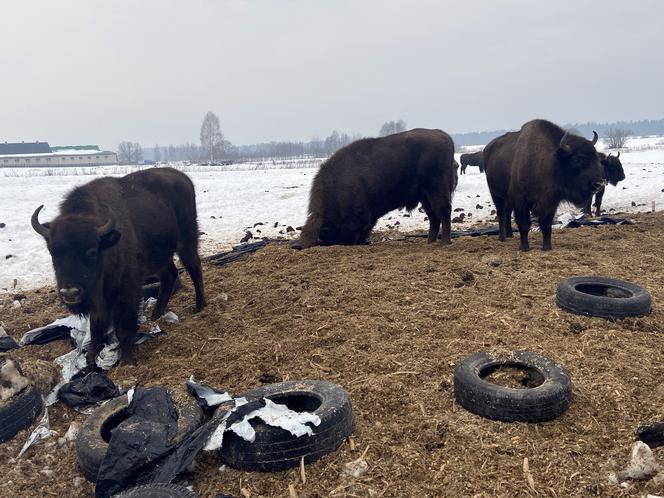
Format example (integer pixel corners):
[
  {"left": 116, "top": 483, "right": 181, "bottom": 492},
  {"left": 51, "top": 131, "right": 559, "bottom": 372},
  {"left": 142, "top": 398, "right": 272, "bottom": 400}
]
[{"left": 1, "top": 138, "right": 663, "bottom": 291}]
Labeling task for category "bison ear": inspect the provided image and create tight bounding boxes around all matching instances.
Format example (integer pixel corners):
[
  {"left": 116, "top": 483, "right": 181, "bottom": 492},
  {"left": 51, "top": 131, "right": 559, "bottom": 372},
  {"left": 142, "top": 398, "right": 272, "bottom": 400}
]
[
  {"left": 99, "top": 229, "right": 121, "bottom": 250},
  {"left": 555, "top": 146, "right": 572, "bottom": 165}
]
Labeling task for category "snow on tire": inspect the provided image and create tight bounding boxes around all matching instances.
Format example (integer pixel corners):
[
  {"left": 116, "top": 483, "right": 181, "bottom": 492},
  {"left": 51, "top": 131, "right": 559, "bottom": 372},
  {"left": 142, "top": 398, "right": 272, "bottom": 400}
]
[
  {"left": 218, "top": 380, "right": 355, "bottom": 472},
  {"left": 453, "top": 351, "right": 572, "bottom": 423}
]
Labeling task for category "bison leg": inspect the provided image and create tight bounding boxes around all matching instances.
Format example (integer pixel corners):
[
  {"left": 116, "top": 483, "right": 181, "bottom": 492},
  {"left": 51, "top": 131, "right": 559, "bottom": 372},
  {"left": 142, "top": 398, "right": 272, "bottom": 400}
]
[
  {"left": 113, "top": 294, "right": 140, "bottom": 365},
  {"left": 439, "top": 200, "right": 452, "bottom": 245},
  {"left": 513, "top": 203, "right": 531, "bottom": 251},
  {"left": 151, "top": 260, "right": 178, "bottom": 320},
  {"left": 583, "top": 196, "right": 593, "bottom": 217},
  {"left": 593, "top": 188, "right": 605, "bottom": 217},
  {"left": 460, "top": 164, "right": 466, "bottom": 175},
  {"left": 421, "top": 199, "right": 440, "bottom": 243},
  {"left": 494, "top": 198, "right": 509, "bottom": 242},
  {"left": 538, "top": 212, "right": 555, "bottom": 251},
  {"left": 87, "top": 313, "right": 111, "bottom": 366},
  {"left": 505, "top": 205, "right": 514, "bottom": 238},
  {"left": 179, "top": 247, "right": 206, "bottom": 312}
]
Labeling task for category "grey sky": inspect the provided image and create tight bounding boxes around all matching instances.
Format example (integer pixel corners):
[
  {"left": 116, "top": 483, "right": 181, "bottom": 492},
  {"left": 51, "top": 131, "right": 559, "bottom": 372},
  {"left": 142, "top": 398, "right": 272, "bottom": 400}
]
[{"left": 2, "top": 0, "right": 663, "bottom": 150}]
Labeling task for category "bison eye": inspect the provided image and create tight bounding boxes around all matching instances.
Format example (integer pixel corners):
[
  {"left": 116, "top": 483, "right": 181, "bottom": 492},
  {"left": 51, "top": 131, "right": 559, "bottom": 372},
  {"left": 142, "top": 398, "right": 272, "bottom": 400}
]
[{"left": 85, "top": 248, "right": 98, "bottom": 259}]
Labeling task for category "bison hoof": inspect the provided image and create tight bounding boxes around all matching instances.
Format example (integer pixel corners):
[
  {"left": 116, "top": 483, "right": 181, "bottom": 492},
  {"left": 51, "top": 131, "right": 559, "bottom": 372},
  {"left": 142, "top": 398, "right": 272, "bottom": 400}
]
[
  {"left": 519, "top": 244, "right": 530, "bottom": 252},
  {"left": 291, "top": 240, "right": 303, "bottom": 250},
  {"left": 195, "top": 299, "right": 206, "bottom": 312}
]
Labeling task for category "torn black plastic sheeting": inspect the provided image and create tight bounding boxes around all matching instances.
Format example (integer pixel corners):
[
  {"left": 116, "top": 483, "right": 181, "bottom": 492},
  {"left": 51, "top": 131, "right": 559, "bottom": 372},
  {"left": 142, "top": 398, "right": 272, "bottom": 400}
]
[{"left": 58, "top": 370, "right": 120, "bottom": 408}]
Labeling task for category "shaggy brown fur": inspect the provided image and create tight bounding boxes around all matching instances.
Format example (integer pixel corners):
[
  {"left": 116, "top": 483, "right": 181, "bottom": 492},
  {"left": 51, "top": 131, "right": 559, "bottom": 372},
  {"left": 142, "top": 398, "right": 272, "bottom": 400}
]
[
  {"left": 484, "top": 131, "right": 520, "bottom": 241},
  {"left": 294, "top": 129, "right": 457, "bottom": 249},
  {"left": 510, "top": 120, "right": 603, "bottom": 251},
  {"left": 31, "top": 168, "right": 206, "bottom": 364}
]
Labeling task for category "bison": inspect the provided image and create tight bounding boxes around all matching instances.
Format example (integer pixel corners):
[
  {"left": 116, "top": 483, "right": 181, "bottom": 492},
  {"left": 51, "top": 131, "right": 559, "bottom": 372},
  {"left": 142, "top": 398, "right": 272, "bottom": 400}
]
[
  {"left": 31, "top": 167, "right": 206, "bottom": 364},
  {"left": 583, "top": 151, "right": 625, "bottom": 216},
  {"left": 507, "top": 119, "right": 604, "bottom": 251},
  {"left": 293, "top": 128, "right": 457, "bottom": 249},
  {"left": 459, "top": 151, "right": 484, "bottom": 174},
  {"left": 483, "top": 131, "right": 520, "bottom": 241}
]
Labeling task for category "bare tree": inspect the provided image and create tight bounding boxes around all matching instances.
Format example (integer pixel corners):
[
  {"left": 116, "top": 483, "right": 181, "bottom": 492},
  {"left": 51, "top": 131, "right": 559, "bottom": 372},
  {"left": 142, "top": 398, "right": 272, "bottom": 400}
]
[
  {"left": 379, "top": 119, "right": 407, "bottom": 137},
  {"left": 200, "top": 111, "right": 226, "bottom": 161},
  {"left": 154, "top": 144, "right": 161, "bottom": 163},
  {"left": 605, "top": 128, "right": 631, "bottom": 149},
  {"left": 117, "top": 141, "right": 143, "bottom": 164},
  {"left": 133, "top": 142, "right": 143, "bottom": 164}
]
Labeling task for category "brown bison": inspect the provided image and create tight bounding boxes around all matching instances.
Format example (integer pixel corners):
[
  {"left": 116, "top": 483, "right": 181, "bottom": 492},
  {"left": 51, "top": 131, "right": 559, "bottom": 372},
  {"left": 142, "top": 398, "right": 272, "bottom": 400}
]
[
  {"left": 31, "top": 167, "right": 206, "bottom": 364},
  {"left": 483, "top": 131, "right": 520, "bottom": 241},
  {"left": 459, "top": 151, "right": 484, "bottom": 174},
  {"left": 293, "top": 128, "right": 457, "bottom": 248},
  {"left": 583, "top": 151, "right": 625, "bottom": 216},
  {"left": 507, "top": 119, "right": 604, "bottom": 251}
]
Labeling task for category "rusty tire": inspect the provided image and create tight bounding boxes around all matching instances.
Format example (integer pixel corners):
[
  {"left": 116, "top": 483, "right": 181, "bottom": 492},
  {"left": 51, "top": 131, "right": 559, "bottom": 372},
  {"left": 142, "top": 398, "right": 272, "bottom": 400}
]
[
  {"left": 76, "top": 392, "right": 204, "bottom": 482},
  {"left": 218, "top": 380, "right": 354, "bottom": 472}
]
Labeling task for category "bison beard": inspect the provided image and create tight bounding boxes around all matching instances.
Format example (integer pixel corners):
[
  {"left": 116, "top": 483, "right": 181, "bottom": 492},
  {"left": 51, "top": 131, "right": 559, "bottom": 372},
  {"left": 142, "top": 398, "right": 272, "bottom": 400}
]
[
  {"left": 31, "top": 167, "right": 206, "bottom": 365},
  {"left": 293, "top": 128, "right": 457, "bottom": 249},
  {"left": 508, "top": 119, "right": 603, "bottom": 251}
]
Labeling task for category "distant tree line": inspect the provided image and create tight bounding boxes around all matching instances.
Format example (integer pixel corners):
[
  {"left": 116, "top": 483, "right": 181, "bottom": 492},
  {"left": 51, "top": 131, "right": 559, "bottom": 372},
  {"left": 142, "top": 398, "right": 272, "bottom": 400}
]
[{"left": 134, "top": 116, "right": 664, "bottom": 164}]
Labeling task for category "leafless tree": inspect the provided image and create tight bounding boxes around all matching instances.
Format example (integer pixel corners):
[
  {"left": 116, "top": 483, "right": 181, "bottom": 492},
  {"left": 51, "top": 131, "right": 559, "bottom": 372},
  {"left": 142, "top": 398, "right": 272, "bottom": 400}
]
[
  {"left": 200, "top": 111, "right": 226, "bottom": 161},
  {"left": 117, "top": 141, "right": 143, "bottom": 164},
  {"left": 605, "top": 128, "right": 631, "bottom": 149},
  {"left": 379, "top": 119, "right": 407, "bottom": 137},
  {"left": 153, "top": 144, "right": 161, "bottom": 163}
]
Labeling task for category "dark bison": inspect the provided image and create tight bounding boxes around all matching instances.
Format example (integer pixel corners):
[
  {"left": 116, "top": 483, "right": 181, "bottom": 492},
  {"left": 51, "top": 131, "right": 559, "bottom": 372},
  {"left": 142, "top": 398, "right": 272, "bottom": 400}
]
[
  {"left": 459, "top": 151, "right": 484, "bottom": 174},
  {"left": 583, "top": 151, "right": 625, "bottom": 216},
  {"left": 483, "top": 131, "right": 520, "bottom": 241},
  {"left": 31, "top": 167, "right": 206, "bottom": 364},
  {"left": 508, "top": 119, "right": 604, "bottom": 251},
  {"left": 293, "top": 128, "right": 457, "bottom": 248}
]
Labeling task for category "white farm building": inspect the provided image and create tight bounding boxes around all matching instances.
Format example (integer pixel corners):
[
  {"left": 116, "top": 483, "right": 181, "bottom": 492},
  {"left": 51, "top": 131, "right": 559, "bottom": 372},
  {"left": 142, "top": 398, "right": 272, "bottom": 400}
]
[{"left": 0, "top": 142, "right": 117, "bottom": 167}]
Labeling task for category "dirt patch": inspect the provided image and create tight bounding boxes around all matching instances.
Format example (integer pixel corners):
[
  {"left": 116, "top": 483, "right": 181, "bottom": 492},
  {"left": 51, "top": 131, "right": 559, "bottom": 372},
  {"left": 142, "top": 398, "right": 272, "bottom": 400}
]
[{"left": 1, "top": 212, "right": 664, "bottom": 497}]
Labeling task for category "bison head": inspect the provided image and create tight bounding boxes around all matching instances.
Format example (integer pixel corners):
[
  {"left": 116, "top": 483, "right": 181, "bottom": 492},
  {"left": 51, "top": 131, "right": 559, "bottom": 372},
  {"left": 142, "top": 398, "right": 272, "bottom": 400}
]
[
  {"left": 31, "top": 205, "right": 120, "bottom": 313},
  {"left": 602, "top": 152, "right": 625, "bottom": 186},
  {"left": 555, "top": 131, "right": 605, "bottom": 207}
]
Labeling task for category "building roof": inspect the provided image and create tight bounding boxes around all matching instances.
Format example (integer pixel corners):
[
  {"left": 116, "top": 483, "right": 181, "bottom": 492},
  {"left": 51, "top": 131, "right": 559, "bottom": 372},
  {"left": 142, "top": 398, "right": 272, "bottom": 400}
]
[
  {"left": 0, "top": 142, "right": 51, "bottom": 155},
  {"left": 51, "top": 145, "right": 100, "bottom": 152}
]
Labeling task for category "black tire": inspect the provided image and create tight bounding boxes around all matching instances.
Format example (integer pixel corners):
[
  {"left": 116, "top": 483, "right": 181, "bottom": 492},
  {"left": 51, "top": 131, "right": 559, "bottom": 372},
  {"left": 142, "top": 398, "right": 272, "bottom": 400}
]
[
  {"left": 76, "top": 393, "right": 204, "bottom": 482},
  {"left": 142, "top": 274, "right": 183, "bottom": 301},
  {"left": 556, "top": 276, "right": 652, "bottom": 319},
  {"left": 453, "top": 351, "right": 572, "bottom": 423},
  {"left": 219, "top": 380, "right": 354, "bottom": 472},
  {"left": 0, "top": 384, "right": 44, "bottom": 443},
  {"left": 114, "top": 483, "right": 198, "bottom": 498}
]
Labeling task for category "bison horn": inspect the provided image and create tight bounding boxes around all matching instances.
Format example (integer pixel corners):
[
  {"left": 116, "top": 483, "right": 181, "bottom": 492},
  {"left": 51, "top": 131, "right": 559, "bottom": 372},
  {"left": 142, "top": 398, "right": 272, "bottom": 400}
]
[
  {"left": 96, "top": 216, "right": 116, "bottom": 236},
  {"left": 591, "top": 131, "right": 598, "bottom": 145},
  {"left": 31, "top": 205, "right": 50, "bottom": 238},
  {"left": 559, "top": 132, "right": 572, "bottom": 152},
  {"left": 616, "top": 151, "right": 620, "bottom": 158}
]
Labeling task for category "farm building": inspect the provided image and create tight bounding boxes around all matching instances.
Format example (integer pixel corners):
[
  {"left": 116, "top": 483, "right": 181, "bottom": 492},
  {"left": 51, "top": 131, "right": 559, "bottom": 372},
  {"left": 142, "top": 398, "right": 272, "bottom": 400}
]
[{"left": 0, "top": 141, "right": 117, "bottom": 167}]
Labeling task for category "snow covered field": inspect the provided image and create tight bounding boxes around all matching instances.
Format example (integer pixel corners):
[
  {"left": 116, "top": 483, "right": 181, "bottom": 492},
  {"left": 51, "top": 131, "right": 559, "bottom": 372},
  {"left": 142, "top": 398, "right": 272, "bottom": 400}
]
[{"left": 1, "top": 138, "right": 663, "bottom": 291}]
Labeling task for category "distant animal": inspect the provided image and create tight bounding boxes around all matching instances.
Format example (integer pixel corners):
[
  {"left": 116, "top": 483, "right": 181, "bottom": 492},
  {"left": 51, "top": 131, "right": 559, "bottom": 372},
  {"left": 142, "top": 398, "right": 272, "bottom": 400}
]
[
  {"left": 502, "top": 119, "right": 603, "bottom": 251},
  {"left": 459, "top": 151, "right": 484, "bottom": 174},
  {"left": 583, "top": 152, "right": 625, "bottom": 216},
  {"left": 293, "top": 128, "right": 458, "bottom": 248},
  {"left": 483, "top": 131, "right": 520, "bottom": 241},
  {"left": 31, "top": 167, "right": 206, "bottom": 364}
]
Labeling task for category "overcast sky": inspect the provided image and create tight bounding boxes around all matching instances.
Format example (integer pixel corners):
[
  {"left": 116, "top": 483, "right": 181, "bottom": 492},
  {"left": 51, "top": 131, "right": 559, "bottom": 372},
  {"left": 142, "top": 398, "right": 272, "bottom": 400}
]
[{"left": 2, "top": 0, "right": 663, "bottom": 150}]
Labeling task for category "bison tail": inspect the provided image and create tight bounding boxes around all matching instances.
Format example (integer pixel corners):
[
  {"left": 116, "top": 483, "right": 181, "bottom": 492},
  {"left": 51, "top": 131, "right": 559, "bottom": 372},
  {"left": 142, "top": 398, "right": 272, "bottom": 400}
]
[{"left": 295, "top": 212, "right": 323, "bottom": 249}]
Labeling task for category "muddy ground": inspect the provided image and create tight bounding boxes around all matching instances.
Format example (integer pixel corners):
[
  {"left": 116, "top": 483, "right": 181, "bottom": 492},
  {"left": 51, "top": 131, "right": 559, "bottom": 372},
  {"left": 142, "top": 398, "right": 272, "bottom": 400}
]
[{"left": 1, "top": 212, "right": 664, "bottom": 498}]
